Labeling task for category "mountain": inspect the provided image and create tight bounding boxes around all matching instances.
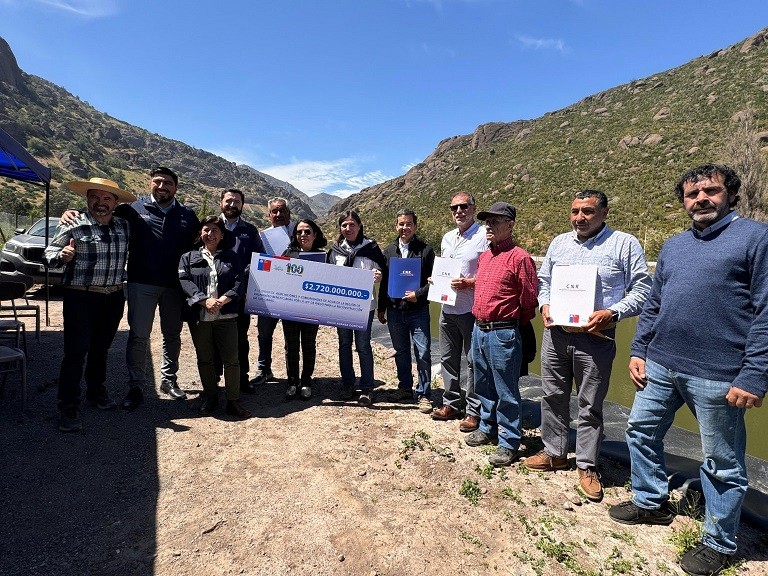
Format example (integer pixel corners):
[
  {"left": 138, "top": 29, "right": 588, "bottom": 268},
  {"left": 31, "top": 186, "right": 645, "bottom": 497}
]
[
  {"left": 307, "top": 192, "right": 342, "bottom": 216},
  {"left": 0, "top": 36, "right": 316, "bottom": 228},
  {"left": 323, "top": 28, "right": 768, "bottom": 259}
]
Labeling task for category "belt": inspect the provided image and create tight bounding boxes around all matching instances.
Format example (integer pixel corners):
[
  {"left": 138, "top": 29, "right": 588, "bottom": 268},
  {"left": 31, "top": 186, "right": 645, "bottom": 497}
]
[
  {"left": 476, "top": 319, "right": 518, "bottom": 331},
  {"left": 67, "top": 284, "right": 123, "bottom": 294}
]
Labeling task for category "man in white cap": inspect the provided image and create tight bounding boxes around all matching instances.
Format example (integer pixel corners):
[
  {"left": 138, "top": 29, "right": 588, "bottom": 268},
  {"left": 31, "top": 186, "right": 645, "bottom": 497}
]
[{"left": 46, "top": 177, "right": 135, "bottom": 432}]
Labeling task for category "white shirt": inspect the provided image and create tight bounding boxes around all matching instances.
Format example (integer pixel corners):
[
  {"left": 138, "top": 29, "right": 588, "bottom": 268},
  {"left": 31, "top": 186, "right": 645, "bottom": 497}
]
[{"left": 440, "top": 221, "right": 488, "bottom": 315}]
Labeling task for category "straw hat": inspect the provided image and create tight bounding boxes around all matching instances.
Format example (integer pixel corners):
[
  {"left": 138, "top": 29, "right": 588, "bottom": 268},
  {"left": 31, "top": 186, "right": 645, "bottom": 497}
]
[{"left": 66, "top": 177, "right": 136, "bottom": 203}]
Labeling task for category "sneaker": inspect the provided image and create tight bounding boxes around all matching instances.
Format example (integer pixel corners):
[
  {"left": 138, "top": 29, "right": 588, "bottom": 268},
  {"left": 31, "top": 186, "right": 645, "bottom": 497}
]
[
  {"left": 286, "top": 384, "right": 298, "bottom": 398},
  {"left": 524, "top": 449, "right": 568, "bottom": 471},
  {"left": 577, "top": 468, "right": 604, "bottom": 502},
  {"left": 58, "top": 409, "right": 82, "bottom": 433},
  {"left": 388, "top": 388, "right": 413, "bottom": 402},
  {"left": 464, "top": 429, "right": 497, "bottom": 447},
  {"left": 417, "top": 396, "right": 433, "bottom": 414},
  {"left": 358, "top": 391, "right": 373, "bottom": 406},
  {"left": 609, "top": 500, "right": 675, "bottom": 525},
  {"left": 251, "top": 369, "right": 274, "bottom": 386},
  {"left": 86, "top": 387, "right": 117, "bottom": 410},
  {"left": 300, "top": 385, "right": 312, "bottom": 399},
  {"left": 339, "top": 384, "right": 357, "bottom": 401},
  {"left": 489, "top": 446, "right": 519, "bottom": 467},
  {"left": 679, "top": 543, "right": 732, "bottom": 576}
]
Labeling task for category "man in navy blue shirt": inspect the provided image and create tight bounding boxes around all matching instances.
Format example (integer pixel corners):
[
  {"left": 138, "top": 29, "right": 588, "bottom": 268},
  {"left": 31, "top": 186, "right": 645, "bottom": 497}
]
[{"left": 609, "top": 164, "right": 768, "bottom": 576}]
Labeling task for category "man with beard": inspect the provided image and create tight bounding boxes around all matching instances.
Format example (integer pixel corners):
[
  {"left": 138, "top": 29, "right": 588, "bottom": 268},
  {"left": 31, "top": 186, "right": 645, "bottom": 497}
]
[
  {"left": 609, "top": 164, "right": 768, "bottom": 576},
  {"left": 47, "top": 178, "right": 134, "bottom": 431},
  {"left": 217, "top": 188, "right": 264, "bottom": 393},
  {"left": 251, "top": 196, "right": 294, "bottom": 386}
]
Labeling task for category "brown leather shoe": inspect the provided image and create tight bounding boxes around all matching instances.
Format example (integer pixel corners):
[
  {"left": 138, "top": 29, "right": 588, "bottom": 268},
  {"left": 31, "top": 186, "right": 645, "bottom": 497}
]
[
  {"left": 459, "top": 415, "right": 480, "bottom": 432},
  {"left": 524, "top": 449, "right": 569, "bottom": 471},
  {"left": 225, "top": 400, "right": 251, "bottom": 419},
  {"left": 431, "top": 405, "right": 461, "bottom": 421},
  {"left": 577, "top": 467, "right": 604, "bottom": 502}
]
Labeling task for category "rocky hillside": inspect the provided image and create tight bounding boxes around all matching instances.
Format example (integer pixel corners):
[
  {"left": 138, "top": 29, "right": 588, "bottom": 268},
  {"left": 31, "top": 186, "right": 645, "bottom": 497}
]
[
  {"left": 325, "top": 28, "right": 768, "bottom": 258},
  {"left": 0, "top": 37, "right": 316, "bottom": 228}
]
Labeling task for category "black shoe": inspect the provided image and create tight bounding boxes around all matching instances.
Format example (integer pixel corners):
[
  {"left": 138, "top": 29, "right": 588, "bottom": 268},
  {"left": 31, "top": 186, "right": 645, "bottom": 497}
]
[
  {"left": 339, "top": 384, "right": 356, "bottom": 401},
  {"left": 225, "top": 400, "right": 251, "bottom": 419},
  {"left": 250, "top": 370, "right": 273, "bottom": 386},
  {"left": 198, "top": 397, "right": 219, "bottom": 416},
  {"left": 299, "top": 385, "right": 312, "bottom": 399},
  {"left": 464, "top": 429, "right": 498, "bottom": 447},
  {"left": 160, "top": 382, "right": 187, "bottom": 400},
  {"left": 241, "top": 379, "right": 256, "bottom": 394},
  {"left": 58, "top": 409, "right": 82, "bottom": 433},
  {"left": 85, "top": 386, "right": 117, "bottom": 410},
  {"left": 679, "top": 543, "right": 732, "bottom": 576},
  {"left": 489, "top": 446, "right": 519, "bottom": 467},
  {"left": 286, "top": 383, "right": 299, "bottom": 399},
  {"left": 609, "top": 500, "right": 675, "bottom": 525},
  {"left": 121, "top": 386, "right": 144, "bottom": 411}
]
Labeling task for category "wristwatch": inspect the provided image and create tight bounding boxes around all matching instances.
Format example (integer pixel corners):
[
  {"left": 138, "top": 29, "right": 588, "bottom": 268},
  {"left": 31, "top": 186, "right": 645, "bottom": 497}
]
[{"left": 610, "top": 310, "right": 620, "bottom": 323}]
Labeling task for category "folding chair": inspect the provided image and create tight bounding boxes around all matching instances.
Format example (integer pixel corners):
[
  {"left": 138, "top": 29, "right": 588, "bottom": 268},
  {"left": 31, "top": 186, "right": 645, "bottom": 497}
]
[
  {"left": 0, "top": 281, "right": 29, "bottom": 355},
  {"left": 0, "top": 345, "right": 27, "bottom": 414},
  {"left": 0, "top": 272, "right": 40, "bottom": 342}
]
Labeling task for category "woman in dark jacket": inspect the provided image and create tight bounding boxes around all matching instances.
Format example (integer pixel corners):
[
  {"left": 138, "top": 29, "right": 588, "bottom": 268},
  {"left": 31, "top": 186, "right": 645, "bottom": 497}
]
[
  {"left": 179, "top": 215, "right": 250, "bottom": 419},
  {"left": 281, "top": 219, "right": 328, "bottom": 400},
  {"left": 327, "top": 210, "right": 387, "bottom": 406}
]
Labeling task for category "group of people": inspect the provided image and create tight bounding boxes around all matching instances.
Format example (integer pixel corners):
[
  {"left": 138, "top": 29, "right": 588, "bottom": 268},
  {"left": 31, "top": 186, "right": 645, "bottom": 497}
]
[{"left": 44, "top": 163, "right": 766, "bottom": 576}]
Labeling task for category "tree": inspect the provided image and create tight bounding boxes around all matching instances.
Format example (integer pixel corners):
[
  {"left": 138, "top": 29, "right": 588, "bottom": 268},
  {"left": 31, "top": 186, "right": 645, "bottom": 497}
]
[{"left": 724, "top": 110, "right": 768, "bottom": 222}]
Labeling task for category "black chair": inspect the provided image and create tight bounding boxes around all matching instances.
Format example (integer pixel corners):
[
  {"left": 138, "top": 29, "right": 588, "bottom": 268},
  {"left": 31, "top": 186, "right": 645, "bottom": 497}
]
[
  {"left": 0, "top": 281, "right": 29, "bottom": 355},
  {"left": 0, "top": 272, "right": 40, "bottom": 342},
  {"left": 0, "top": 345, "right": 27, "bottom": 414}
]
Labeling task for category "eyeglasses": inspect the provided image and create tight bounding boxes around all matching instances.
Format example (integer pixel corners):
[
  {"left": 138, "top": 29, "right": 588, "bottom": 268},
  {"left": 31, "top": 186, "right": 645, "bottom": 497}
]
[
  {"left": 296, "top": 229, "right": 314, "bottom": 235},
  {"left": 450, "top": 203, "right": 472, "bottom": 212},
  {"left": 270, "top": 207, "right": 288, "bottom": 214}
]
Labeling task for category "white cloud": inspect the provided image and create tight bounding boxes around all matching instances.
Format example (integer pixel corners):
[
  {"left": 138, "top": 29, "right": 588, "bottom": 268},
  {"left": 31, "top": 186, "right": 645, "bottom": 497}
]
[
  {"left": 13, "top": 0, "right": 119, "bottom": 17},
  {"left": 258, "top": 159, "right": 390, "bottom": 198},
  {"left": 515, "top": 35, "right": 567, "bottom": 53}
]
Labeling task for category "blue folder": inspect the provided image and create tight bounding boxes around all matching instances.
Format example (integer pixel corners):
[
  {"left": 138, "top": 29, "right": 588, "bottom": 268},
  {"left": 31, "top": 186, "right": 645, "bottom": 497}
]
[{"left": 387, "top": 258, "right": 421, "bottom": 298}]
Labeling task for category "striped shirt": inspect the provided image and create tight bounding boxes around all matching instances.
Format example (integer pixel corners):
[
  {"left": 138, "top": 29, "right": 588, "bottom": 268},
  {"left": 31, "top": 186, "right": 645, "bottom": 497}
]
[{"left": 45, "top": 212, "right": 130, "bottom": 287}]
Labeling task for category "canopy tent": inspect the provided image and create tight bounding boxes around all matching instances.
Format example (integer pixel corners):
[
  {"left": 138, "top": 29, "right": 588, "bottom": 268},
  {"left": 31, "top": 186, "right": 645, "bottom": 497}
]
[{"left": 0, "top": 125, "right": 52, "bottom": 324}]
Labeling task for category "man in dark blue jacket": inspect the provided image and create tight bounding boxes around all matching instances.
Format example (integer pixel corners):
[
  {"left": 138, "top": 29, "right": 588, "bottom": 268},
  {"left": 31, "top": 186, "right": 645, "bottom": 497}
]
[
  {"left": 377, "top": 209, "right": 435, "bottom": 414},
  {"left": 218, "top": 188, "right": 264, "bottom": 393},
  {"left": 117, "top": 167, "right": 199, "bottom": 410}
]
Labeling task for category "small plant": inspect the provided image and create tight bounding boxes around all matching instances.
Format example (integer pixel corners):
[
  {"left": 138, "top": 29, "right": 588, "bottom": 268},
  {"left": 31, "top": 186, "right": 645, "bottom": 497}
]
[
  {"left": 475, "top": 463, "right": 495, "bottom": 480},
  {"left": 459, "top": 530, "right": 483, "bottom": 547},
  {"left": 666, "top": 519, "right": 704, "bottom": 560},
  {"left": 607, "top": 529, "right": 636, "bottom": 545},
  {"left": 531, "top": 497, "right": 546, "bottom": 507},
  {"left": 501, "top": 486, "right": 524, "bottom": 505},
  {"left": 513, "top": 550, "right": 545, "bottom": 576},
  {"left": 459, "top": 479, "right": 482, "bottom": 505},
  {"left": 604, "top": 546, "right": 633, "bottom": 574}
]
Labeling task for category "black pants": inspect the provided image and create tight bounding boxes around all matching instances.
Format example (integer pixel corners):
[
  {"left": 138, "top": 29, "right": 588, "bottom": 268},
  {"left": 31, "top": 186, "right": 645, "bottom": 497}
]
[
  {"left": 282, "top": 320, "right": 319, "bottom": 385},
  {"left": 57, "top": 288, "right": 125, "bottom": 411},
  {"left": 214, "top": 311, "right": 251, "bottom": 383}
]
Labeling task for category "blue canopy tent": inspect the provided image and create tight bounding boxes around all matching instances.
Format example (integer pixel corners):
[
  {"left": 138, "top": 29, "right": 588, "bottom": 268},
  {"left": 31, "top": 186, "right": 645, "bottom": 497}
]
[{"left": 0, "top": 125, "right": 52, "bottom": 324}]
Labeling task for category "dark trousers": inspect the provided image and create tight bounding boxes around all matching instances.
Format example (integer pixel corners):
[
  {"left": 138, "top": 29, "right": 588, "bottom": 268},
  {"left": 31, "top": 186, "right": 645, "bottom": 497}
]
[
  {"left": 282, "top": 320, "right": 319, "bottom": 385},
  {"left": 190, "top": 318, "right": 240, "bottom": 401},
  {"left": 257, "top": 315, "right": 279, "bottom": 371},
  {"left": 57, "top": 288, "right": 125, "bottom": 411},
  {"left": 214, "top": 311, "right": 251, "bottom": 383}
]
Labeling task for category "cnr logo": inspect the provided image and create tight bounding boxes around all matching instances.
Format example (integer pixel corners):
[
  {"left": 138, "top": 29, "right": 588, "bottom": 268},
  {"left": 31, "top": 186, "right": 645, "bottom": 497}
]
[{"left": 286, "top": 263, "right": 304, "bottom": 275}]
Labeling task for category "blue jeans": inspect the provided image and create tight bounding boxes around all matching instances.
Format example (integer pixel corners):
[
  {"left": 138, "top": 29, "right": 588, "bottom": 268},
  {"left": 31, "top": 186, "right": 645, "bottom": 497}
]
[
  {"left": 626, "top": 359, "right": 748, "bottom": 554},
  {"left": 472, "top": 325, "right": 522, "bottom": 451},
  {"left": 386, "top": 306, "right": 432, "bottom": 397},
  {"left": 126, "top": 282, "right": 184, "bottom": 389},
  {"left": 338, "top": 310, "right": 375, "bottom": 390}
]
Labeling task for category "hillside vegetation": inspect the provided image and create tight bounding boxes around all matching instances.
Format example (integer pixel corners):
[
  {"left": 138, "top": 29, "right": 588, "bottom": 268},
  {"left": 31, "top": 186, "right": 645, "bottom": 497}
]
[{"left": 325, "top": 28, "right": 768, "bottom": 259}]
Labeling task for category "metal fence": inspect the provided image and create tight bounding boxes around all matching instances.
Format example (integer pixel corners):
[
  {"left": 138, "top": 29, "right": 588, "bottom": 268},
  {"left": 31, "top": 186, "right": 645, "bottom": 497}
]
[{"left": 0, "top": 212, "right": 35, "bottom": 244}]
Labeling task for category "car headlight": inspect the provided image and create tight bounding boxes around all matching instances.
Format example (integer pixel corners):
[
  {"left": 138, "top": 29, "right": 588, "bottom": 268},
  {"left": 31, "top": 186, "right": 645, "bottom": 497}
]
[{"left": 3, "top": 243, "right": 19, "bottom": 254}]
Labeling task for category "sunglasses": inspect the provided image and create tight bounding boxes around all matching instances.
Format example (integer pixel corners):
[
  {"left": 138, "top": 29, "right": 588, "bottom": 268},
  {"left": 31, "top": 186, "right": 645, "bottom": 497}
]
[
  {"left": 270, "top": 207, "right": 289, "bottom": 214},
  {"left": 296, "top": 229, "right": 314, "bottom": 235},
  {"left": 450, "top": 203, "right": 472, "bottom": 212}
]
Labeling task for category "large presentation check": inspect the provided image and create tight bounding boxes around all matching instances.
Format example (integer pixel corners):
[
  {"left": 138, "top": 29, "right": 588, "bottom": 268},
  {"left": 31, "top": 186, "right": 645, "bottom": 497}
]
[{"left": 244, "top": 254, "right": 375, "bottom": 330}]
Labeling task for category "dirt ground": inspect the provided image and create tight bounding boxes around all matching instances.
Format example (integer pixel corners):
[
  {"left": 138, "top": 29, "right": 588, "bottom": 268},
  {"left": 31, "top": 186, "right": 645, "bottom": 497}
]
[{"left": 1, "top": 288, "right": 766, "bottom": 576}]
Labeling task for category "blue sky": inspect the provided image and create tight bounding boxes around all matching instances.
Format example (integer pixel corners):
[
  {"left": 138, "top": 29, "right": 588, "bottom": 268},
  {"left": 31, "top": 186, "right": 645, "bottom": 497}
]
[{"left": 2, "top": 1, "right": 767, "bottom": 197}]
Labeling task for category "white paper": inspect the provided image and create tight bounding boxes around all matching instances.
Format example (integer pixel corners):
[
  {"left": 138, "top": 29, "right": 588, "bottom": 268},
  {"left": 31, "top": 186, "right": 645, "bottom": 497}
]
[
  {"left": 259, "top": 225, "right": 291, "bottom": 256},
  {"left": 427, "top": 256, "right": 462, "bottom": 306},
  {"left": 549, "top": 264, "right": 598, "bottom": 326}
]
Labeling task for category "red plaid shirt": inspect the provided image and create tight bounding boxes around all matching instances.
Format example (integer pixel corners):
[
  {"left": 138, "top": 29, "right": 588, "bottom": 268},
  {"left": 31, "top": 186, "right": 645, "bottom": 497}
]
[{"left": 472, "top": 237, "right": 538, "bottom": 323}]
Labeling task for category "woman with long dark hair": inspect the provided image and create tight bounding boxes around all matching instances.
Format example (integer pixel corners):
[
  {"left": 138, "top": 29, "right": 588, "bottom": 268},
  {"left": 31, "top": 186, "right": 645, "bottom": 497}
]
[
  {"left": 327, "top": 211, "right": 387, "bottom": 405},
  {"left": 179, "top": 215, "right": 250, "bottom": 419},
  {"left": 282, "top": 219, "right": 327, "bottom": 399}
]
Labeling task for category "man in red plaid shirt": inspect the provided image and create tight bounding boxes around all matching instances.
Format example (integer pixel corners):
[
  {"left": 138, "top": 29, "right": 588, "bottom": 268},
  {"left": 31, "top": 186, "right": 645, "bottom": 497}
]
[{"left": 465, "top": 202, "right": 538, "bottom": 467}]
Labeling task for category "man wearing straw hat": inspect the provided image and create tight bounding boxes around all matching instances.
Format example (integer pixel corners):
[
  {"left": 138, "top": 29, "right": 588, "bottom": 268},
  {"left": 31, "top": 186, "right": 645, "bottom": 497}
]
[{"left": 47, "top": 177, "right": 134, "bottom": 432}]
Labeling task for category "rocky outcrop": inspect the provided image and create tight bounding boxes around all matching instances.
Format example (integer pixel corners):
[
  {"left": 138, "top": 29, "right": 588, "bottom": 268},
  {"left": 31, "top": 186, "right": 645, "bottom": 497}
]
[{"left": 0, "top": 37, "right": 24, "bottom": 89}]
